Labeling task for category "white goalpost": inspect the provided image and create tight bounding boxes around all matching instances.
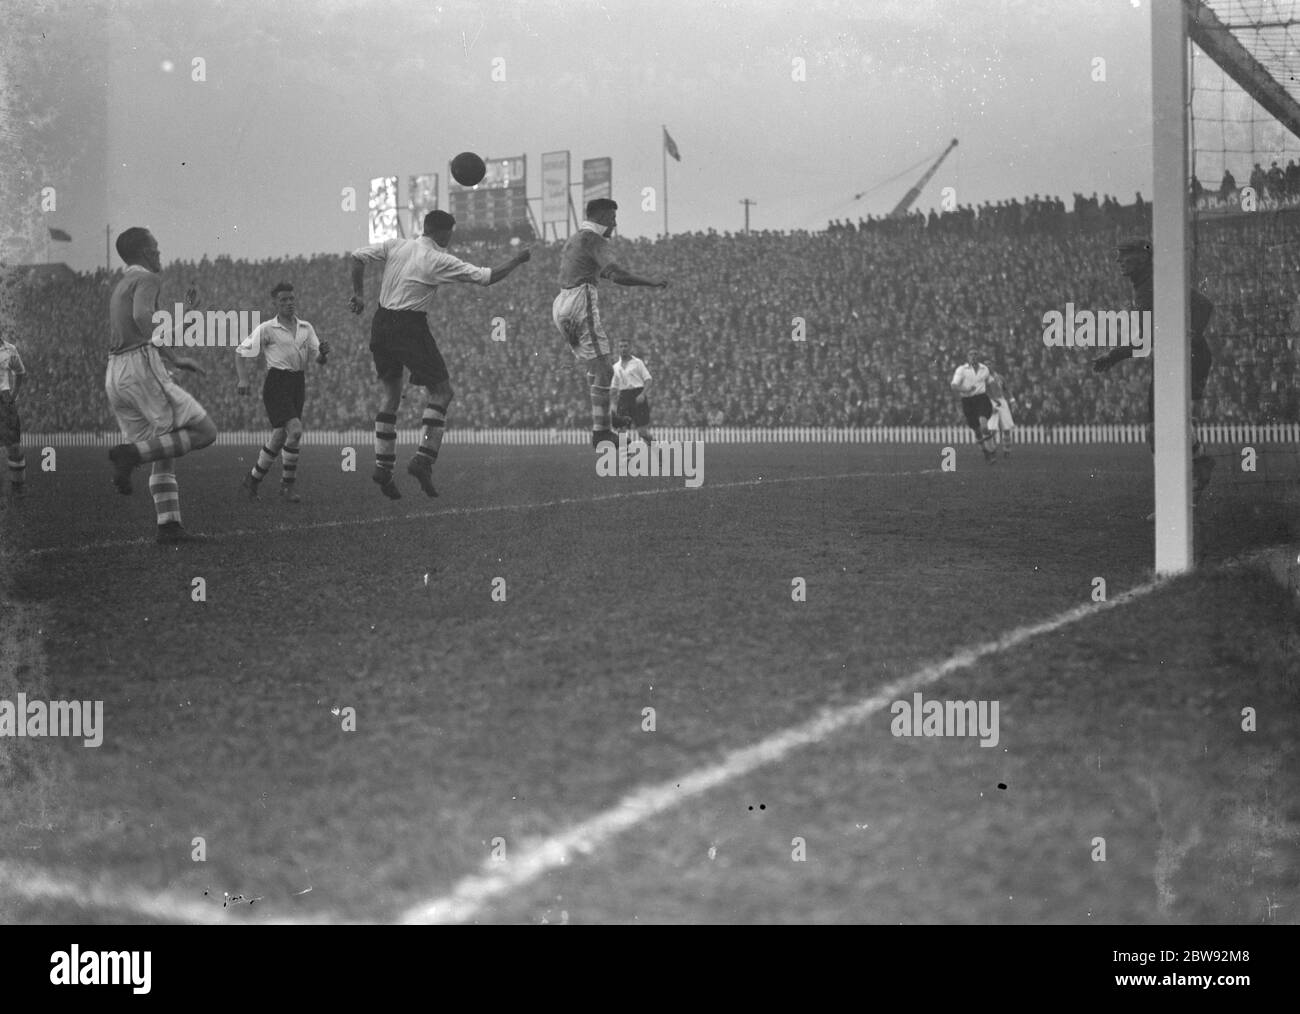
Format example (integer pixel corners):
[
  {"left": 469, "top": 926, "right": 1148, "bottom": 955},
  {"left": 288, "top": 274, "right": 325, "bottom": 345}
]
[{"left": 1152, "top": 0, "right": 1195, "bottom": 574}]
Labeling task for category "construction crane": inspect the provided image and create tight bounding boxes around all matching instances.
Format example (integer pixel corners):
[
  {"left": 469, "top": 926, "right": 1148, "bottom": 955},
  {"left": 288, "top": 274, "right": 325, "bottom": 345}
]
[{"left": 888, "top": 138, "right": 959, "bottom": 218}]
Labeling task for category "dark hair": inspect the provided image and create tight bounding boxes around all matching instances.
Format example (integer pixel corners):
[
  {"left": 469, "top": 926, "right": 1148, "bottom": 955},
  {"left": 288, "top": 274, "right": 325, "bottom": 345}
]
[
  {"left": 586, "top": 198, "right": 618, "bottom": 218},
  {"left": 115, "top": 227, "right": 152, "bottom": 263},
  {"left": 271, "top": 281, "right": 294, "bottom": 298},
  {"left": 425, "top": 210, "right": 456, "bottom": 233}
]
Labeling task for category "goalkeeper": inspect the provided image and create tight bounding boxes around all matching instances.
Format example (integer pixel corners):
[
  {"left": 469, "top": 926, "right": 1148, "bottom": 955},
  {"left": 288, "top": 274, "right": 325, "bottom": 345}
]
[{"left": 1093, "top": 237, "right": 1215, "bottom": 505}]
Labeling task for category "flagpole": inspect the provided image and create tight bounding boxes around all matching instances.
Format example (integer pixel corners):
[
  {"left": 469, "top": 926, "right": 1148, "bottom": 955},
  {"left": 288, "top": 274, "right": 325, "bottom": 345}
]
[
  {"left": 662, "top": 124, "right": 668, "bottom": 238},
  {"left": 106, "top": 224, "right": 110, "bottom": 272}
]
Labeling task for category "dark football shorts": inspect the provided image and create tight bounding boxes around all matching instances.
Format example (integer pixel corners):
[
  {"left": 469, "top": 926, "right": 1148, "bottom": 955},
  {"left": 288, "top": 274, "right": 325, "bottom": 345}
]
[
  {"left": 0, "top": 392, "right": 20, "bottom": 446},
  {"left": 263, "top": 368, "right": 306, "bottom": 428},
  {"left": 961, "top": 393, "right": 994, "bottom": 433},
  {"left": 616, "top": 387, "right": 650, "bottom": 427},
  {"left": 370, "top": 306, "right": 449, "bottom": 389}
]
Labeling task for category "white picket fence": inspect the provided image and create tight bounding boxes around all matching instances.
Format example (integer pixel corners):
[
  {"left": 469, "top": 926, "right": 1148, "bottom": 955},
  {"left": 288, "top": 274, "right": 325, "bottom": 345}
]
[{"left": 20, "top": 423, "right": 1300, "bottom": 447}]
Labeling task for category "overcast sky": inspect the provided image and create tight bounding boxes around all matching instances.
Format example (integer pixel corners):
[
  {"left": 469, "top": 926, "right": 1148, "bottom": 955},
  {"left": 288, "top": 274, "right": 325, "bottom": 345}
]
[{"left": 0, "top": 0, "right": 1221, "bottom": 272}]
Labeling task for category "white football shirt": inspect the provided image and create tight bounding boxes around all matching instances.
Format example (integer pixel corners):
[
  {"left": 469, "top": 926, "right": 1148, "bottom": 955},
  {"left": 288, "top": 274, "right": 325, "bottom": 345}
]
[
  {"left": 351, "top": 236, "right": 491, "bottom": 313},
  {"left": 951, "top": 363, "right": 989, "bottom": 396},
  {"left": 611, "top": 355, "right": 651, "bottom": 393}
]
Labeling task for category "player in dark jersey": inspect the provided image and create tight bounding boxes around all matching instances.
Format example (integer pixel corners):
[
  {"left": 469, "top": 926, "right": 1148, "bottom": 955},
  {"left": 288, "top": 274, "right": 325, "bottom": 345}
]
[
  {"left": 552, "top": 199, "right": 668, "bottom": 449},
  {"left": 1093, "top": 237, "right": 1215, "bottom": 505}
]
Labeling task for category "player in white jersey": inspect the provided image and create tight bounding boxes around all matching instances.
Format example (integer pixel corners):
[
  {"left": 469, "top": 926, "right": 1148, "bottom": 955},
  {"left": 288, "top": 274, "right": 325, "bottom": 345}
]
[
  {"left": 105, "top": 227, "right": 218, "bottom": 544},
  {"left": 984, "top": 367, "right": 1015, "bottom": 458},
  {"left": 0, "top": 333, "right": 27, "bottom": 497},
  {"left": 235, "top": 281, "right": 329, "bottom": 502},
  {"left": 348, "top": 210, "right": 530, "bottom": 499},
  {"left": 553, "top": 199, "right": 668, "bottom": 449},
  {"left": 950, "top": 348, "right": 999, "bottom": 463},
  {"left": 610, "top": 338, "right": 654, "bottom": 443}
]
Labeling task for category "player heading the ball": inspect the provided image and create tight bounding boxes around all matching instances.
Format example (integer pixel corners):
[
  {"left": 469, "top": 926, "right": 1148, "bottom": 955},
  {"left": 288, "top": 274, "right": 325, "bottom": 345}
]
[
  {"left": 552, "top": 199, "right": 668, "bottom": 450},
  {"left": 348, "top": 209, "right": 531, "bottom": 500}
]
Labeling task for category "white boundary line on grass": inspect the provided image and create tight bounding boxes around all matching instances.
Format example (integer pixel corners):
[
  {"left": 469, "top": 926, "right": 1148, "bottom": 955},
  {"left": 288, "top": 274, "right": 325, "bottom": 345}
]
[
  {"left": 0, "top": 863, "right": 340, "bottom": 925},
  {"left": 28, "top": 468, "right": 940, "bottom": 556},
  {"left": 399, "top": 576, "right": 1167, "bottom": 924}
]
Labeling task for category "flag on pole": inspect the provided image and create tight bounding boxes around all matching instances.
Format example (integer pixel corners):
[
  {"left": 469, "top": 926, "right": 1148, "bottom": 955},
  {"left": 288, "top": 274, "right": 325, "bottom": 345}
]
[
  {"left": 48, "top": 227, "right": 72, "bottom": 242},
  {"left": 663, "top": 127, "right": 681, "bottom": 162}
]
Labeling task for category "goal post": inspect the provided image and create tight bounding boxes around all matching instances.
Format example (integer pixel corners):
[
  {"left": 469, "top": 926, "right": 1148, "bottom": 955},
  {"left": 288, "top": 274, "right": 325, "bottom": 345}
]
[
  {"left": 1152, "top": 0, "right": 1195, "bottom": 574},
  {"left": 1150, "top": 0, "right": 1300, "bottom": 572}
]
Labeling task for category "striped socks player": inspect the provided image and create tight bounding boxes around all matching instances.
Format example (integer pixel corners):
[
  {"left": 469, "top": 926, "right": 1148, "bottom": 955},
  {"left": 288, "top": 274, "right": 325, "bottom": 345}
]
[
  {"left": 281, "top": 443, "right": 300, "bottom": 486},
  {"left": 416, "top": 404, "right": 447, "bottom": 466},
  {"left": 589, "top": 382, "right": 612, "bottom": 432},
  {"left": 133, "top": 430, "right": 193, "bottom": 463},
  {"left": 250, "top": 443, "right": 279, "bottom": 483},
  {"left": 375, "top": 411, "right": 397, "bottom": 475},
  {"left": 406, "top": 403, "right": 446, "bottom": 497},
  {"left": 149, "top": 470, "right": 181, "bottom": 526}
]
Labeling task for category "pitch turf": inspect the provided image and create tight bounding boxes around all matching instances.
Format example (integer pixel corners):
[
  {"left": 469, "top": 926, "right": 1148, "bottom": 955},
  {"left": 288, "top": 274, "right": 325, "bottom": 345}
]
[{"left": 0, "top": 442, "right": 1296, "bottom": 924}]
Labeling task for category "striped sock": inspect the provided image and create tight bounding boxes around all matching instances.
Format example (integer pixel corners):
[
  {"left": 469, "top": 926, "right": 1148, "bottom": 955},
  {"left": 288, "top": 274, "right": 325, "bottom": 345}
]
[
  {"left": 375, "top": 412, "right": 397, "bottom": 473},
  {"left": 135, "top": 429, "right": 193, "bottom": 463},
  {"left": 7, "top": 452, "right": 25, "bottom": 487},
  {"left": 417, "top": 403, "right": 447, "bottom": 465},
  {"left": 149, "top": 470, "right": 181, "bottom": 525},
  {"left": 590, "top": 384, "right": 612, "bottom": 431},
  {"left": 281, "top": 443, "right": 300, "bottom": 485},
  {"left": 251, "top": 444, "right": 278, "bottom": 482}
]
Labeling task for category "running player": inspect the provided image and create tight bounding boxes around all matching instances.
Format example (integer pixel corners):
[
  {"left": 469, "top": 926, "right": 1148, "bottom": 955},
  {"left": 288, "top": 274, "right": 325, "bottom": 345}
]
[
  {"left": 0, "top": 331, "right": 27, "bottom": 497},
  {"left": 105, "top": 228, "right": 218, "bottom": 544},
  {"left": 552, "top": 199, "right": 668, "bottom": 449},
  {"left": 985, "top": 366, "right": 1015, "bottom": 458},
  {"left": 235, "top": 282, "right": 329, "bottom": 503},
  {"left": 950, "top": 348, "right": 999, "bottom": 463},
  {"left": 348, "top": 210, "right": 531, "bottom": 499}
]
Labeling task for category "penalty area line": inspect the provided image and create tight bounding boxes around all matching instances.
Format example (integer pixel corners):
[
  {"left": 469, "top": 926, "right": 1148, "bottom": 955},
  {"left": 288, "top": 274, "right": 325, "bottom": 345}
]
[
  {"left": 399, "top": 576, "right": 1166, "bottom": 924},
  {"left": 29, "top": 468, "right": 940, "bottom": 556}
]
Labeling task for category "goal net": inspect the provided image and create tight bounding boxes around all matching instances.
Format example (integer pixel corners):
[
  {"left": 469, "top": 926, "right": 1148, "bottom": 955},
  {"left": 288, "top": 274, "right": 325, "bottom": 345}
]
[{"left": 1179, "top": 0, "right": 1300, "bottom": 561}]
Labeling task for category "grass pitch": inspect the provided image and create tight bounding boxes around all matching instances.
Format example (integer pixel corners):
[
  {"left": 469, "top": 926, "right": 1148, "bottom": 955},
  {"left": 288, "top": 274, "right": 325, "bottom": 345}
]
[{"left": 0, "top": 441, "right": 1296, "bottom": 924}]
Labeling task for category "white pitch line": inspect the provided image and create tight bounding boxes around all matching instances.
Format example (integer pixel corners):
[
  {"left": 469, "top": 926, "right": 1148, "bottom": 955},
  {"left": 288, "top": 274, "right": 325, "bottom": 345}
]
[
  {"left": 0, "top": 861, "right": 342, "bottom": 925},
  {"left": 399, "top": 576, "right": 1167, "bottom": 924},
  {"left": 29, "top": 468, "right": 939, "bottom": 556}
]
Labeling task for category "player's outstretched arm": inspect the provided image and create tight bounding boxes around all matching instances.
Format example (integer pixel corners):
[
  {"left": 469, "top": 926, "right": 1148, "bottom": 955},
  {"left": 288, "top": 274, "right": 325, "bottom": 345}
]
[
  {"left": 1092, "top": 347, "right": 1133, "bottom": 373},
  {"left": 485, "top": 248, "right": 532, "bottom": 286},
  {"left": 604, "top": 265, "right": 667, "bottom": 288}
]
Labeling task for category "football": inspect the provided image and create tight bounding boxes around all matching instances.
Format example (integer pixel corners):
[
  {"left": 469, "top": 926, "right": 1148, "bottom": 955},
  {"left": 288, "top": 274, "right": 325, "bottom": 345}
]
[{"left": 450, "top": 151, "right": 487, "bottom": 187}]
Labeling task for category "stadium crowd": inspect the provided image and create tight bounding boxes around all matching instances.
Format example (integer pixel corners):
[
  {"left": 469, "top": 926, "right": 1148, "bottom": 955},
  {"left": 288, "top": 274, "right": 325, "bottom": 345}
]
[{"left": 5, "top": 195, "right": 1298, "bottom": 432}]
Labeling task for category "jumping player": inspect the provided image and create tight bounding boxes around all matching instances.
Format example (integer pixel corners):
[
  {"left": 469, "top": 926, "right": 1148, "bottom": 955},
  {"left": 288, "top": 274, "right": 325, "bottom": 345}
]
[
  {"left": 235, "top": 282, "right": 329, "bottom": 503},
  {"left": 348, "top": 210, "right": 531, "bottom": 499},
  {"left": 552, "top": 199, "right": 668, "bottom": 449},
  {"left": 0, "top": 331, "right": 27, "bottom": 497},
  {"left": 105, "top": 228, "right": 218, "bottom": 544}
]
